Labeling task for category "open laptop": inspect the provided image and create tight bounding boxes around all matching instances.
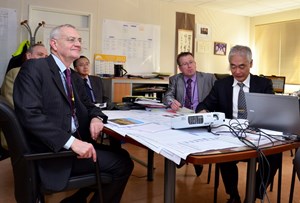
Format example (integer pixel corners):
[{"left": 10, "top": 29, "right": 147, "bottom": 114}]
[{"left": 245, "top": 93, "right": 300, "bottom": 138}]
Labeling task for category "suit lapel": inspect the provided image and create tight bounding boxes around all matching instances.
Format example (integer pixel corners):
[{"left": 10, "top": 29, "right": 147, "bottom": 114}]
[
  {"left": 47, "top": 56, "right": 69, "bottom": 103},
  {"left": 177, "top": 74, "right": 185, "bottom": 103},
  {"left": 225, "top": 76, "right": 234, "bottom": 117},
  {"left": 196, "top": 72, "right": 202, "bottom": 101},
  {"left": 89, "top": 76, "right": 96, "bottom": 92}
]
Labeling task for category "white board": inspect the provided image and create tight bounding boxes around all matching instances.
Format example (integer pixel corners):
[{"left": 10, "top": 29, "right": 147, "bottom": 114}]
[
  {"left": 102, "top": 19, "right": 160, "bottom": 74},
  {"left": 0, "top": 7, "right": 17, "bottom": 86}
]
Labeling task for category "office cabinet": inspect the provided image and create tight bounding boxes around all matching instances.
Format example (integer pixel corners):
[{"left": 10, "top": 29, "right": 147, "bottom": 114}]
[{"left": 102, "top": 78, "right": 169, "bottom": 102}]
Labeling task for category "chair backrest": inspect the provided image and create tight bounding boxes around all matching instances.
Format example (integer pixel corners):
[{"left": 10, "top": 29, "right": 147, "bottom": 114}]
[
  {"left": 214, "top": 73, "right": 230, "bottom": 80},
  {"left": 294, "top": 149, "right": 300, "bottom": 180},
  {"left": 0, "top": 96, "right": 39, "bottom": 203}
]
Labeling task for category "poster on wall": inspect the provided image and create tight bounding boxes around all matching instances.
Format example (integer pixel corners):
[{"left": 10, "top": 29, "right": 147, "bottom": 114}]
[
  {"left": 102, "top": 19, "right": 160, "bottom": 74},
  {"left": 177, "top": 29, "right": 193, "bottom": 54}
]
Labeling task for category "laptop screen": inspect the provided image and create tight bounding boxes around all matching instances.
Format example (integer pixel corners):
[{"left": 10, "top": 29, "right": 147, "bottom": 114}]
[
  {"left": 245, "top": 93, "right": 300, "bottom": 135},
  {"left": 264, "top": 76, "right": 286, "bottom": 94}
]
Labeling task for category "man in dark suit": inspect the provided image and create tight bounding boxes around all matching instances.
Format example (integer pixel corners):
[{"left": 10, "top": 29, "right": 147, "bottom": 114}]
[
  {"left": 73, "top": 55, "right": 112, "bottom": 109},
  {"left": 13, "top": 24, "right": 134, "bottom": 203},
  {"left": 196, "top": 45, "right": 281, "bottom": 203}
]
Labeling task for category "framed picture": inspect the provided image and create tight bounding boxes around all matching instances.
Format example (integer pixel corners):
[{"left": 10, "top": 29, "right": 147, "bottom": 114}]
[
  {"left": 177, "top": 29, "right": 193, "bottom": 54},
  {"left": 214, "top": 42, "right": 227, "bottom": 56},
  {"left": 196, "top": 24, "right": 211, "bottom": 40}
]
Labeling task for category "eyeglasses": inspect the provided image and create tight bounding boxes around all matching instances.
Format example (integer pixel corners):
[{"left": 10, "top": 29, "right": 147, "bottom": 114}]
[
  {"left": 180, "top": 61, "right": 195, "bottom": 68},
  {"left": 54, "top": 37, "right": 82, "bottom": 44},
  {"left": 65, "top": 37, "right": 82, "bottom": 44}
]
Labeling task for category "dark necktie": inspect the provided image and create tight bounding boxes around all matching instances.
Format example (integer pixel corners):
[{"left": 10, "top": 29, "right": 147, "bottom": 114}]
[
  {"left": 237, "top": 83, "right": 247, "bottom": 119},
  {"left": 64, "top": 68, "right": 74, "bottom": 108},
  {"left": 64, "top": 69, "right": 80, "bottom": 135},
  {"left": 184, "top": 78, "right": 193, "bottom": 109},
  {"left": 83, "top": 78, "right": 95, "bottom": 103}
]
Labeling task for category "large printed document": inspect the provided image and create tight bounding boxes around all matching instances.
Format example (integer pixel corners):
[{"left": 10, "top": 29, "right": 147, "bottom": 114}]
[{"left": 103, "top": 110, "right": 284, "bottom": 164}]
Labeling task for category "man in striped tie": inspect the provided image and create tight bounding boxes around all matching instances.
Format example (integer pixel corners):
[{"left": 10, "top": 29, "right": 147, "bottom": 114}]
[{"left": 196, "top": 45, "right": 281, "bottom": 203}]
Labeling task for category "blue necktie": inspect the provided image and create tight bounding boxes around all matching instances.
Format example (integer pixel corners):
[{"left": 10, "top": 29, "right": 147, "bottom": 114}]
[{"left": 83, "top": 78, "right": 95, "bottom": 103}]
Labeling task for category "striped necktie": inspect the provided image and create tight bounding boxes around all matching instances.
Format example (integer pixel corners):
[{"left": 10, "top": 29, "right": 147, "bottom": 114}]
[
  {"left": 237, "top": 83, "right": 247, "bottom": 119},
  {"left": 184, "top": 78, "right": 193, "bottom": 109}
]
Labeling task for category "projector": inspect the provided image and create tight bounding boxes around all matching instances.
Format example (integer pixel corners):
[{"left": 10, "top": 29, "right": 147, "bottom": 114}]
[{"left": 171, "top": 112, "right": 225, "bottom": 129}]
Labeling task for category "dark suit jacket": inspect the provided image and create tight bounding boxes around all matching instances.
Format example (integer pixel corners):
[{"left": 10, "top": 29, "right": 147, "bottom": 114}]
[
  {"left": 73, "top": 74, "right": 113, "bottom": 110},
  {"left": 89, "top": 75, "right": 110, "bottom": 104},
  {"left": 13, "top": 55, "right": 107, "bottom": 191},
  {"left": 196, "top": 74, "right": 274, "bottom": 118}
]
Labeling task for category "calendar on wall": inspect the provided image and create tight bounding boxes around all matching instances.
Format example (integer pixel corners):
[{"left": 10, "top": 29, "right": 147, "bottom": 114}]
[
  {"left": 102, "top": 19, "right": 160, "bottom": 74},
  {"left": 94, "top": 54, "right": 126, "bottom": 77}
]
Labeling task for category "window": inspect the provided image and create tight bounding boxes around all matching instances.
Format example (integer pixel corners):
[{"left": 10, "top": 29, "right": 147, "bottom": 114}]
[{"left": 255, "top": 20, "right": 300, "bottom": 84}]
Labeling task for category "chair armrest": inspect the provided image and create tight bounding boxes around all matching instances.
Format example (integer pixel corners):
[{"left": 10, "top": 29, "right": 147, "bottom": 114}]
[{"left": 24, "top": 150, "right": 76, "bottom": 161}]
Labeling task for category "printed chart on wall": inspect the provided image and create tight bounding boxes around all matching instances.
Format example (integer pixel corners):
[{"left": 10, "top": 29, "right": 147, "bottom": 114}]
[
  {"left": 102, "top": 19, "right": 160, "bottom": 74},
  {"left": 0, "top": 8, "right": 17, "bottom": 86}
]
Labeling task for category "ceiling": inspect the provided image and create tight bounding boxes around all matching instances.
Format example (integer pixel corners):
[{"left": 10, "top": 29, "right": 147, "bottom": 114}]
[{"left": 161, "top": 0, "right": 300, "bottom": 17}]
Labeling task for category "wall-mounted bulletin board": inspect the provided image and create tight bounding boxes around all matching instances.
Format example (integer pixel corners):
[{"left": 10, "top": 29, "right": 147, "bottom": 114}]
[
  {"left": 102, "top": 19, "right": 160, "bottom": 74},
  {"left": 0, "top": 7, "right": 17, "bottom": 86}
]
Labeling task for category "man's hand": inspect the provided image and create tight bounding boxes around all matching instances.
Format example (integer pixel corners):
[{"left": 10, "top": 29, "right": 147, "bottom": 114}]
[
  {"left": 71, "top": 138, "right": 97, "bottom": 162},
  {"left": 199, "top": 109, "right": 209, "bottom": 113},
  {"left": 90, "top": 117, "right": 104, "bottom": 141},
  {"left": 170, "top": 99, "right": 182, "bottom": 111}
]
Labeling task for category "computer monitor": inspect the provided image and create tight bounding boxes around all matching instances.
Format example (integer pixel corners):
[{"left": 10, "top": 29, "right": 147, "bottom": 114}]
[{"left": 264, "top": 75, "right": 286, "bottom": 94}]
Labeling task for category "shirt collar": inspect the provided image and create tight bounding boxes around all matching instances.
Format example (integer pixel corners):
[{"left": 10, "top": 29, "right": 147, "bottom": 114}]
[
  {"left": 233, "top": 74, "right": 250, "bottom": 88},
  {"left": 184, "top": 74, "right": 196, "bottom": 83},
  {"left": 51, "top": 54, "right": 68, "bottom": 73}
]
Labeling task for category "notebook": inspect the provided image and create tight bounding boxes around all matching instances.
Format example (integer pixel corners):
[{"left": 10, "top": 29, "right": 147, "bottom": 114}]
[{"left": 245, "top": 92, "right": 300, "bottom": 137}]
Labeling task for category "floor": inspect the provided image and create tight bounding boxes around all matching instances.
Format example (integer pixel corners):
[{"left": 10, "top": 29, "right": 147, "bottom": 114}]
[{"left": 1, "top": 143, "right": 300, "bottom": 203}]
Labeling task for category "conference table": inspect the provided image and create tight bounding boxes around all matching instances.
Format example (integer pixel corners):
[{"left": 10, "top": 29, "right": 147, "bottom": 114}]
[{"left": 102, "top": 110, "right": 300, "bottom": 203}]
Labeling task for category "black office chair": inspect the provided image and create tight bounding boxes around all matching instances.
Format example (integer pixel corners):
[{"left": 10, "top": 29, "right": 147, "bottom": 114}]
[
  {"left": 289, "top": 148, "right": 300, "bottom": 203},
  {"left": 214, "top": 73, "right": 231, "bottom": 80},
  {"left": 0, "top": 96, "right": 112, "bottom": 203},
  {"left": 213, "top": 156, "right": 282, "bottom": 203}
]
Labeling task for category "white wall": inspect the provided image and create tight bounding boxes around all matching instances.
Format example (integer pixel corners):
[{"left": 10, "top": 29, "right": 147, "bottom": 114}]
[{"left": 1, "top": 0, "right": 249, "bottom": 76}]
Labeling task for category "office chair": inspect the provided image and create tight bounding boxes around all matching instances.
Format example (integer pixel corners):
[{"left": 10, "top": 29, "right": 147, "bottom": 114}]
[
  {"left": 214, "top": 73, "right": 230, "bottom": 80},
  {"left": 213, "top": 155, "right": 282, "bottom": 203},
  {"left": 0, "top": 96, "right": 113, "bottom": 203},
  {"left": 289, "top": 148, "right": 300, "bottom": 203}
]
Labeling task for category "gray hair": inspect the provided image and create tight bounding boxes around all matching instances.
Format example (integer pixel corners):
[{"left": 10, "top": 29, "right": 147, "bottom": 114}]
[
  {"left": 228, "top": 45, "right": 252, "bottom": 63},
  {"left": 27, "top": 43, "right": 45, "bottom": 53},
  {"left": 50, "top": 24, "right": 76, "bottom": 40}
]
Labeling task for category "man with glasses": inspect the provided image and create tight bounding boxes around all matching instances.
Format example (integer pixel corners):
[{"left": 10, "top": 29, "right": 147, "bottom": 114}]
[
  {"left": 196, "top": 45, "right": 281, "bottom": 203},
  {"left": 163, "top": 52, "right": 216, "bottom": 176},
  {"left": 13, "top": 24, "right": 133, "bottom": 203},
  {"left": 163, "top": 52, "right": 216, "bottom": 112}
]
